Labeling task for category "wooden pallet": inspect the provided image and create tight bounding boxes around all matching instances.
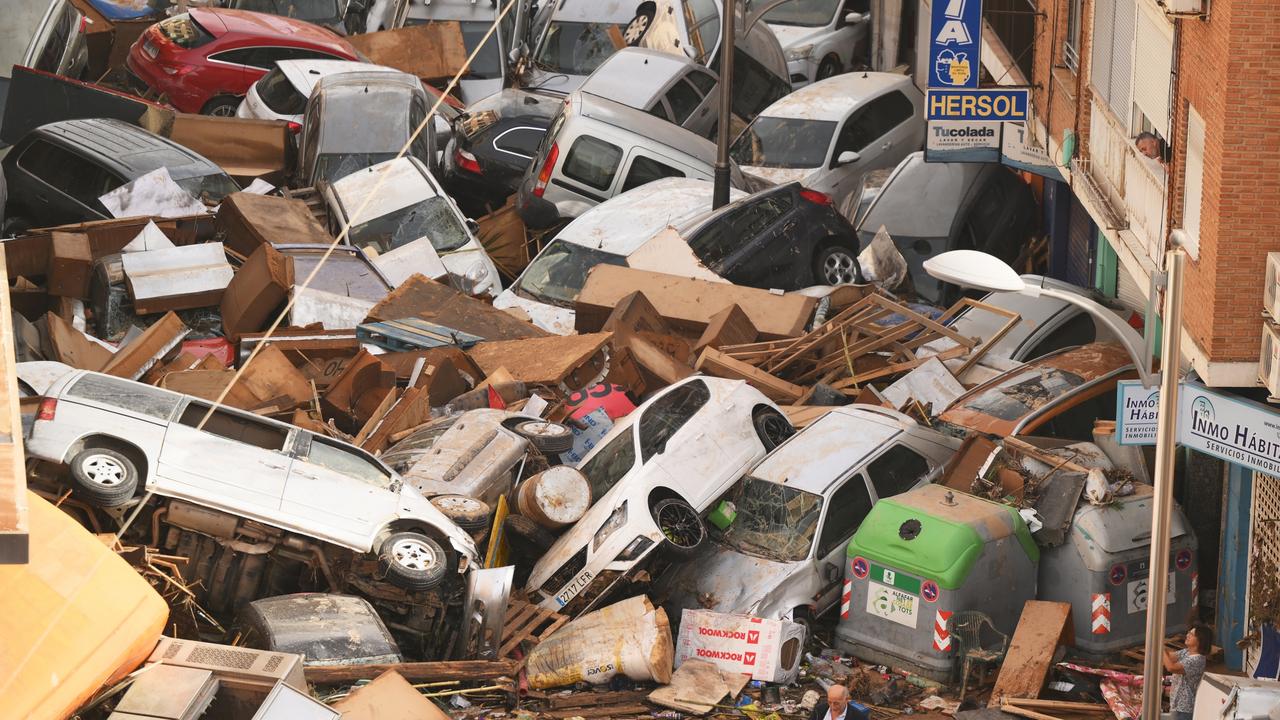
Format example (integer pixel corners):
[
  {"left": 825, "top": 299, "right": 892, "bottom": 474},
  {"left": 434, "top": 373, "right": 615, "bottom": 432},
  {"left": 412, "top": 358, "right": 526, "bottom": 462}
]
[{"left": 499, "top": 599, "right": 569, "bottom": 658}]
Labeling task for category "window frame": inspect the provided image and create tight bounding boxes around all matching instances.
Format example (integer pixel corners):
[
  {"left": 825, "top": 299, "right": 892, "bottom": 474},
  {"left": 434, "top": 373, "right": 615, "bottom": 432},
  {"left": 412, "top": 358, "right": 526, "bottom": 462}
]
[
  {"left": 1063, "top": 0, "right": 1083, "bottom": 72},
  {"left": 864, "top": 442, "right": 931, "bottom": 500},
  {"left": 295, "top": 433, "right": 396, "bottom": 490},
  {"left": 815, "top": 473, "right": 874, "bottom": 558},
  {"left": 560, "top": 134, "right": 624, "bottom": 192}
]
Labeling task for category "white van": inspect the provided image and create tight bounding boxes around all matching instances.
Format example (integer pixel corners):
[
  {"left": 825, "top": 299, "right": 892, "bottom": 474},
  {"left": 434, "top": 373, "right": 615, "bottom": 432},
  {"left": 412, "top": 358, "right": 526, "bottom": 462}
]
[{"left": 513, "top": 90, "right": 752, "bottom": 229}]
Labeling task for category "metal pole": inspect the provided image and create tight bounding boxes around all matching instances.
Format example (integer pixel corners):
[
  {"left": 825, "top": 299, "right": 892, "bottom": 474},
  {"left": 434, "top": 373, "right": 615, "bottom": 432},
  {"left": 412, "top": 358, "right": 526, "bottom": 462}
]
[
  {"left": 713, "top": 0, "right": 735, "bottom": 209},
  {"left": 1139, "top": 246, "right": 1185, "bottom": 720}
]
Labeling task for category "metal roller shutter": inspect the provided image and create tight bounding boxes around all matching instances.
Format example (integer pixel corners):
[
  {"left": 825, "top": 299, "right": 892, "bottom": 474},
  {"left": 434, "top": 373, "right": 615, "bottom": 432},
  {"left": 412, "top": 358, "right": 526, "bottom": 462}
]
[{"left": 1133, "top": 3, "right": 1174, "bottom": 137}]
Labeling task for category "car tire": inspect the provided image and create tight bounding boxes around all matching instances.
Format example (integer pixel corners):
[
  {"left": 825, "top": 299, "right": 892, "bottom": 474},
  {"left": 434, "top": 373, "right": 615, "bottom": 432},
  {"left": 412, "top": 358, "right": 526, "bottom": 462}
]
[
  {"left": 651, "top": 497, "right": 706, "bottom": 559},
  {"left": 623, "top": 3, "right": 657, "bottom": 46},
  {"left": 504, "top": 513, "right": 558, "bottom": 552},
  {"left": 813, "top": 244, "right": 864, "bottom": 285},
  {"left": 752, "top": 407, "right": 795, "bottom": 451},
  {"left": 817, "top": 55, "right": 842, "bottom": 80},
  {"left": 68, "top": 448, "right": 139, "bottom": 507},
  {"left": 430, "top": 494, "right": 492, "bottom": 533},
  {"left": 378, "top": 531, "right": 449, "bottom": 591},
  {"left": 512, "top": 420, "right": 575, "bottom": 454},
  {"left": 201, "top": 95, "right": 241, "bottom": 117}
]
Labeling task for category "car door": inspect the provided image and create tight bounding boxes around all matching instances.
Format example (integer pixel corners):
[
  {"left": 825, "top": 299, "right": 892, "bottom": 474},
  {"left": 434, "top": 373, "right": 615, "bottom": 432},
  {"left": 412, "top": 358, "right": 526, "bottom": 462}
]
[
  {"left": 716, "top": 188, "right": 802, "bottom": 289},
  {"left": 635, "top": 380, "right": 730, "bottom": 507},
  {"left": 811, "top": 472, "right": 876, "bottom": 612},
  {"left": 281, "top": 433, "right": 397, "bottom": 544},
  {"left": 157, "top": 400, "right": 294, "bottom": 514},
  {"left": 827, "top": 90, "right": 918, "bottom": 203},
  {"left": 662, "top": 73, "right": 717, "bottom": 137},
  {"left": 11, "top": 139, "right": 113, "bottom": 224}
]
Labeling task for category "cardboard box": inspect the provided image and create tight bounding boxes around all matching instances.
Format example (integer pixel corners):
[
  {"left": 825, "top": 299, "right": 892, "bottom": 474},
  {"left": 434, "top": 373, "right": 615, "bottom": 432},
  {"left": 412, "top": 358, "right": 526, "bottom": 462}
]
[
  {"left": 347, "top": 22, "right": 468, "bottom": 81},
  {"left": 47, "top": 233, "right": 92, "bottom": 298},
  {"left": 577, "top": 266, "right": 817, "bottom": 340},
  {"left": 121, "top": 242, "right": 234, "bottom": 314},
  {"left": 673, "top": 609, "right": 805, "bottom": 684},
  {"left": 216, "top": 193, "right": 332, "bottom": 257},
  {"left": 220, "top": 244, "right": 294, "bottom": 340}
]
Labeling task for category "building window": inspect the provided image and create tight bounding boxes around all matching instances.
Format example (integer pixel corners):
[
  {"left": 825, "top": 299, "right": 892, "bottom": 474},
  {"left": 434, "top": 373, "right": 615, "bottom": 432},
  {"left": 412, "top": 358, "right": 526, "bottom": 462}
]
[
  {"left": 1181, "top": 104, "right": 1205, "bottom": 260},
  {"left": 1064, "top": 0, "right": 1082, "bottom": 72},
  {"left": 1091, "top": 0, "right": 1136, "bottom": 126}
]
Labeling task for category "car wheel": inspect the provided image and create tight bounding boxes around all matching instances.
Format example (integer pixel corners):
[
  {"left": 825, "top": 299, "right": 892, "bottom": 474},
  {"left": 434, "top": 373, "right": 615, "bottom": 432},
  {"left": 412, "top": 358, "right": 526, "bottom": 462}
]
[
  {"left": 503, "top": 514, "right": 557, "bottom": 553},
  {"left": 513, "top": 420, "right": 575, "bottom": 454},
  {"left": 752, "top": 407, "right": 795, "bottom": 451},
  {"left": 430, "top": 494, "right": 492, "bottom": 533},
  {"left": 69, "top": 448, "right": 139, "bottom": 507},
  {"left": 817, "top": 55, "right": 842, "bottom": 80},
  {"left": 201, "top": 95, "right": 241, "bottom": 117},
  {"left": 623, "top": 3, "right": 657, "bottom": 46},
  {"left": 652, "top": 497, "right": 705, "bottom": 559},
  {"left": 814, "top": 244, "right": 863, "bottom": 285},
  {"left": 378, "top": 531, "right": 449, "bottom": 591}
]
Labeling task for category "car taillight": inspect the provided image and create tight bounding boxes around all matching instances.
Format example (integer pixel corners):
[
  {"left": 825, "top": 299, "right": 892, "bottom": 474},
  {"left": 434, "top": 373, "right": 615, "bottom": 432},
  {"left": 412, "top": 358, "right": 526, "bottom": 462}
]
[
  {"left": 286, "top": 121, "right": 302, "bottom": 134},
  {"left": 37, "top": 398, "right": 56, "bottom": 422},
  {"left": 161, "top": 63, "right": 195, "bottom": 77},
  {"left": 533, "top": 142, "right": 558, "bottom": 198},
  {"left": 800, "top": 188, "right": 833, "bottom": 205},
  {"left": 78, "top": 15, "right": 89, "bottom": 34},
  {"left": 1127, "top": 311, "right": 1145, "bottom": 330},
  {"left": 454, "top": 147, "right": 482, "bottom": 175}
]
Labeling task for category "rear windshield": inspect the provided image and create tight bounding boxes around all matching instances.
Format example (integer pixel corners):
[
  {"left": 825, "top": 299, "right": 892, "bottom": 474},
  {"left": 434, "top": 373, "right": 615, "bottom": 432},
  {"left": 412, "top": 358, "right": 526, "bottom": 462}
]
[
  {"left": 534, "top": 21, "right": 622, "bottom": 75},
  {"left": 157, "top": 13, "right": 216, "bottom": 49},
  {"left": 731, "top": 117, "right": 836, "bottom": 169},
  {"left": 67, "top": 374, "right": 181, "bottom": 420},
  {"left": 233, "top": 0, "right": 341, "bottom": 23},
  {"left": 315, "top": 152, "right": 399, "bottom": 185},
  {"left": 256, "top": 67, "right": 307, "bottom": 115},
  {"left": 961, "top": 368, "right": 1088, "bottom": 421}
]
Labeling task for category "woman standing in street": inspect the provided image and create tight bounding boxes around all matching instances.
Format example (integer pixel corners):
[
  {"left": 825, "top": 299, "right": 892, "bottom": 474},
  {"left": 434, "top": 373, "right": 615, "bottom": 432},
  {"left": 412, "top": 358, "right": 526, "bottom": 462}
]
[{"left": 1163, "top": 623, "right": 1212, "bottom": 720}]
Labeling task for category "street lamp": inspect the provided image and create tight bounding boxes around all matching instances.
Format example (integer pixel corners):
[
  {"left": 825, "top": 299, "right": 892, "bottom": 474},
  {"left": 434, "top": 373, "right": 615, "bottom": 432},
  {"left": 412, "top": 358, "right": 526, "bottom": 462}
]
[{"left": 923, "top": 249, "right": 1156, "bottom": 387}]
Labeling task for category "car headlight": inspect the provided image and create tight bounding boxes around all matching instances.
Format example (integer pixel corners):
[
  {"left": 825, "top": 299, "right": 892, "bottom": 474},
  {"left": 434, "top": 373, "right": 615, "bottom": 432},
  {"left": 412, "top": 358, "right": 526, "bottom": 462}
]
[
  {"left": 457, "top": 260, "right": 495, "bottom": 296},
  {"left": 787, "top": 44, "right": 815, "bottom": 61},
  {"left": 616, "top": 535, "right": 655, "bottom": 562},
  {"left": 592, "top": 501, "right": 628, "bottom": 552}
]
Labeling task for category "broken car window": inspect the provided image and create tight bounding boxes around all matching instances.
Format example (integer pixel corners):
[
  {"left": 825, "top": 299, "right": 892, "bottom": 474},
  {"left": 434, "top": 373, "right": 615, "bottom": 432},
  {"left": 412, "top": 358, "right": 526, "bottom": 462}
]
[
  {"left": 715, "top": 477, "right": 822, "bottom": 562},
  {"left": 315, "top": 152, "right": 400, "bottom": 187},
  {"left": 535, "top": 22, "right": 623, "bottom": 75},
  {"left": 179, "top": 402, "right": 290, "bottom": 451},
  {"left": 157, "top": 13, "right": 215, "bottom": 50},
  {"left": 687, "top": 191, "right": 794, "bottom": 269},
  {"left": 514, "top": 240, "right": 628, "bottom": 308},
  {"left": 255, "top": 67, "right": 307, "bottom": 116},
  {"left": 173, "top": 173, "right": 240, "bottom": 205},
  {"left": 866, "top": 444, "right": 930, "bottom": 499},
  {"left": 638, "top": 380, "right": 711, "bottom": 462},
  {"left": 579, "top": 427, "right": 638, "bottom": 500},
  {"left": 348, "top": 197, "right": 472, "bottom": 254},
  {"left": 730, "top": 117, "right": 837, "bottom": 169},
  {"left": 816, "top": 475, "right": 874, "bottom": 556},
  {"left": 962, "top": 368, "right": 1087, "bottom": 422},
  {"left": 67, "top": 374, "right": 181, "bottom": 420},
  {"left": 303, "top": 437, "right": 395, "bottom": 490}
]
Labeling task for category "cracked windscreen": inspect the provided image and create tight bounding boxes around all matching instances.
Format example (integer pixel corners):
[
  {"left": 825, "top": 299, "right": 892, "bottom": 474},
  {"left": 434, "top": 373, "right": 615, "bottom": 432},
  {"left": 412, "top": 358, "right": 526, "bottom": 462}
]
[
  {"left": 348, "top": 196, "right": 471, "bottom": 254},
  {"left": 578, "top": 425, "right": 637, "bottom": 500},
  {"left": 962, "top": 368, "right": 1086, "bottom": 421},
  {"left": 514, "top": 240, "right": 628, "bottom": 307},
  {"left": 714, "top": 476, "right": 822, "bottom": 562},
  {"left": 534, "top": 21, "right": 623, "bottom": 75}
]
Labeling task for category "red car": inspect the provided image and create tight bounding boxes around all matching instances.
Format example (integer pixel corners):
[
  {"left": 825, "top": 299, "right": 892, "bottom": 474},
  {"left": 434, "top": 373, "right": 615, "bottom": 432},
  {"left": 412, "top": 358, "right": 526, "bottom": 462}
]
[{"left": 126, "top": 8, "right": 359, "bottom": 116}]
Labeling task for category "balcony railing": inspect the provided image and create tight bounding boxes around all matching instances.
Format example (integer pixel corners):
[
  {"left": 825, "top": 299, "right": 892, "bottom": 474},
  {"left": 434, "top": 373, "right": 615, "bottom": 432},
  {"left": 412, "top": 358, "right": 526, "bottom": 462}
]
[{"left": 1085, "top": 96, "right": 1168, "bottom": 265}]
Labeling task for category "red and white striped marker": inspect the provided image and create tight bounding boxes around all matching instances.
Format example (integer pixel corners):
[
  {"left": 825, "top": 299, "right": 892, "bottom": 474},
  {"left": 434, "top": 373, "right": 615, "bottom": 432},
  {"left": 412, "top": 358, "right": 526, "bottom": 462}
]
[
  {"left": 1091, "top": 593, "right": 1111, "bottom": 634},
  {"left": 841, "top": 580, "right": 852, "bottom": 619},
  {"left": 932, "top": 610, "right": 953, "bottom": 651},
  {"left": 1191, "top": 572, "right": 1199, "bottom": 605}
]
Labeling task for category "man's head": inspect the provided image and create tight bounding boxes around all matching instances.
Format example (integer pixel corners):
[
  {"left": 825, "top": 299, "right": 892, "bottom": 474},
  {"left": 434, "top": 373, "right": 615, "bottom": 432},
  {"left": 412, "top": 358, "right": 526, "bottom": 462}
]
[
  {"left": 1136, "top": 132, "right": 1162, "bottom": 160},
  {"left": 1186, "top": 623, "right": 1213, "bottom": 653},
  {"left": 828, "top": 684, "right": 850, "bottom": 715}
]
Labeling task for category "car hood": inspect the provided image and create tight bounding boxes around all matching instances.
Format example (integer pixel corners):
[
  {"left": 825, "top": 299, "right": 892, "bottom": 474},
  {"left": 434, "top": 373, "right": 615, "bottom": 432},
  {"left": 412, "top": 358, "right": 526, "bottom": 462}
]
[
  {"left": 662, "top": 541, "right": 803, "bottom": 617},
  {"left": 492, "top": 291, "right": 577, "bottom": 335},
  {"left": 743, "top": 166, "right": 816, "bottom": 186},
  {"left": 767, "top": 23, "right": 827, "bottom": 51}
]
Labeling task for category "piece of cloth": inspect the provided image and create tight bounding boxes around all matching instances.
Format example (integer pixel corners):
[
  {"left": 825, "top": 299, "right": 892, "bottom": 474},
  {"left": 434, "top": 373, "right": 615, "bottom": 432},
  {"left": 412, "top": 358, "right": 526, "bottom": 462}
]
[
  {"left": 1059, "top": 662, "right": 1144, "bottom": 720},
  {"left": 1254, "top": 622, "right": 1280, "bottom": 680},
  {"left": 1169, "top": 649, "right": 1205, "bottom": 713}
]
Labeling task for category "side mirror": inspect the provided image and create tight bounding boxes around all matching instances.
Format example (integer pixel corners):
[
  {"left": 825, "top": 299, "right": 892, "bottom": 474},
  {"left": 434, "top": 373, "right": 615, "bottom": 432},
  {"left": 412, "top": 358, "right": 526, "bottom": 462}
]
[
  {"left": 823, "top": 563, "right": 841, "bottom": 584},
  {"left": 844, "top": 11, "right": 868, "bottom": 24},
  {"left": 466, "top": 218, "right": 480, "bottom": 234},
  {"left": 836, "top": 150, "right": 860, "bottom": 166}
]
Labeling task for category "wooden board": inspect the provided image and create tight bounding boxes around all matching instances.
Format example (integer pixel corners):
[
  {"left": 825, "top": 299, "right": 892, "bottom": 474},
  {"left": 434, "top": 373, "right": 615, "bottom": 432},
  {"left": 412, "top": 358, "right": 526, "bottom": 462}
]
[
  {"left": 102, "top": 312, "right": 189, "bottom": 381},
  {"left": 347, "top": 22, "right": 468, "bottom": 81},
  {"left": 499, "top": 599, "right": 569, "bottom": 658},
  {"left": 695, "top": 347, "right": 803, "bottom": 403},
  {"left": 694, "top": 303, "right": 758, "bottom": 353},
  {"left": 467, "top": 333, "right": 612, "bottom": 386},
  {"left": 987, "top": 600, "right": 1074, "bottom": 707},
  {"left": 367, "top": 274, "right": 546, "bottom": 341},
  {"left": 46, "top": 311, "right": 112, "bottom": 372},
  {"left": 0, "top": 246, "right": 28, "bottom": 563}
]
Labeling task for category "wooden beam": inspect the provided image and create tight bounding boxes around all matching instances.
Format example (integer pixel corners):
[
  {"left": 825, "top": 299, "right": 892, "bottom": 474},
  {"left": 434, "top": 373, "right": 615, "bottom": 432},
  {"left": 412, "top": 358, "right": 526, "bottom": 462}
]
[
  {"left": 305, "top": 659, "right": 521, "bottom": 684},
  {"left": 696, "top": 347, "right": 804, "bottom": 403},
  {"left": 0, "top": 246, "right": 28, "bottom": 564}
]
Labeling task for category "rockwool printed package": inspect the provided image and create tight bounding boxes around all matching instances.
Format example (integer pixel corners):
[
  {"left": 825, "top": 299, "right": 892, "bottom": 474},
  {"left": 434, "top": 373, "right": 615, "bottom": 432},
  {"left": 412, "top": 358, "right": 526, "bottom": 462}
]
[{"left": 674, "top": 609, "right": 806, "bottom": 683}]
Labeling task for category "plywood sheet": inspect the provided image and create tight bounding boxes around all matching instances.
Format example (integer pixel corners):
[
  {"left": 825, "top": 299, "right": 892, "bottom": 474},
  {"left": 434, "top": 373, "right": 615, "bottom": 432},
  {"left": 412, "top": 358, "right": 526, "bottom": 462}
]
[{"left": 988, "top": 600, "right": 1074, "bottom": 707}]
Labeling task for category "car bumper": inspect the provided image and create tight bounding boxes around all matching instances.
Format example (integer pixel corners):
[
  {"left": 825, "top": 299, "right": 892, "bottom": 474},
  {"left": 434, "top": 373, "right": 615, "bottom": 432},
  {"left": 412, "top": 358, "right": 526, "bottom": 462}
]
[
  {"left": 125, "top": 45, "right": 204, "bottom": 114},
  {"left": 787, "top": 58, "right": 817, "bottom": 87}
]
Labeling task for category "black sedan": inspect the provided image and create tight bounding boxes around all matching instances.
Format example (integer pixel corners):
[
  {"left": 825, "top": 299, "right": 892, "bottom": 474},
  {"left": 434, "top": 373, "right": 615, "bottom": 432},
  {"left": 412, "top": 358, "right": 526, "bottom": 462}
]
[{"left": 441, "top": 91, "right": 557, "bottom": 217}]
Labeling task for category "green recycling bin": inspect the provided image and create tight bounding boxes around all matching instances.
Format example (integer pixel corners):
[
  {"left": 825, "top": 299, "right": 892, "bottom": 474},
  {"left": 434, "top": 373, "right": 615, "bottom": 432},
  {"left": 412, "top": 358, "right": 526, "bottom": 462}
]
[{"left": 834, "top": 484, "right": 1039, "bottom": 682}]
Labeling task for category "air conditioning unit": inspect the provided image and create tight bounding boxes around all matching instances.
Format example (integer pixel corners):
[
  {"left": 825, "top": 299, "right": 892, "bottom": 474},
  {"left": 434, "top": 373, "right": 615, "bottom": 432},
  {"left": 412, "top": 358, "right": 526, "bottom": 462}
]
[
  {"left": 1163, "top": 0, "right": 1204, "bottom": 14},
  {"left": 147, "top": 638, "right": 307, "bottom": 694},
  {"left": 1265, "top": 253, "right": 1280, "bottom": 322},
  {"left": 1259, "top": 322, "right": 1280, "bottom": 397}
]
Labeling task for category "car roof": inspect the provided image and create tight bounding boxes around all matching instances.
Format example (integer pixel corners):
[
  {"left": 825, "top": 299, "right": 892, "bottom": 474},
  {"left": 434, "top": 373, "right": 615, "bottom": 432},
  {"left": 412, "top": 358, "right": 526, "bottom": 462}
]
[
  {"left": 314, "top": 69, "right": 422, "bottom": 94},
  {"left": 405, "top": 0, "right": 496, "bottom": 22},
  {"left": 555, "top": 178, "right": 746, "bottom": 255},
  {"left": 549, "top": 0, "right": 638, "bottom": 24},
  {"left": 331, "top": 156, "right": 443, "bottom": 223},
  {"left": 33, "top": 118, "right": 224, "bottom": 181},
  {"left": 277, "top": 59, "right": 400, "bottom": 96},
  {"left": 579, "top": 48, "right": 702, "bottom": 110},
  {"left": 757, "top": 71, "right": 913, "bottom": 122},
  {"left": 191, "top": 7, "right": 354, "bottom": 55},
  {"left": 751, "top": 405, "right": 913, "bottom": 495},
  {"left": 570, "top": 90, "right": 719, "bottom": 165}
]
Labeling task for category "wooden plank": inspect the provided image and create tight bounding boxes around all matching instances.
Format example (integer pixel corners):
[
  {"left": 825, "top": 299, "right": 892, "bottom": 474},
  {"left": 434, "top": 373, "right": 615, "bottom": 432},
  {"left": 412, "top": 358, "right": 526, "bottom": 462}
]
[
  {"left": 1000, "top": 702, "right": 1065, "bottom": 720},
  {"left": 237, "top": 344, "right": 312, "bottom": 410},
  {"left": 468, "top": 333, "right": 612, "bottom": 385},
  {"left": 368, "top": 274, "right": 546, "bottom": 341},
  {"left": 542, "top": 704, "right": 651, "bottom": 719},
  {"left": 693, "top": 303, "right": 758, "bottom": 353},
  {"left": 695, "top": 347, "right": 803, "bottom": 403},
  {"left": 46, "top": 311, "right": 113, "bottom": 372},
  {"left": 101, "top": 311, "right": 190, "bottom": 381},
  {"left": 988, "top": 600, "right": 1074, "bottom": 707},
  {"left": 1003, "top": 699, "right": 1111, "bottom": 713},
  {"left": 548, "top": 690, "right": 653, "bottom": 709},
  {"left": 0, "top": 247, "right": 28, "bottom": 563},
  {"left": 347, "top": 22, "right": 468, "bottom": 81},
  {"left": 306, "top": 659, "right": 521, "bottom": 684},
  {"left": 834, "top": 344, "right": 969, "bottom": 387}
]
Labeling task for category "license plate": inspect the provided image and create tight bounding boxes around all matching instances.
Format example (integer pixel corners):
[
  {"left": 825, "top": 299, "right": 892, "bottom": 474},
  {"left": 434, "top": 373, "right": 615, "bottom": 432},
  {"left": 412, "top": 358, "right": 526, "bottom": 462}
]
[
  {"left": 1127, "top": 572, "right": 1176, "bottom": 613},
  {"left": 866, "top": 580, "right": 919, "bottom": 629},
  {"left": 144, "top": 40, "right": 158, "bottom": 59},
  {"left": 555, "top": 569, "right": 593, "bottom": 607}
]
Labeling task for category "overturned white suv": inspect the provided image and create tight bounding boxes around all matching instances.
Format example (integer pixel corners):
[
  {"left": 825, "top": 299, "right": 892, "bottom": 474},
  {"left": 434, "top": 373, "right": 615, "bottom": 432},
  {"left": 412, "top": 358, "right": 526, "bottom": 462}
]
[{"left": 27, "top": 370, "right": 478, "bottom": 591}]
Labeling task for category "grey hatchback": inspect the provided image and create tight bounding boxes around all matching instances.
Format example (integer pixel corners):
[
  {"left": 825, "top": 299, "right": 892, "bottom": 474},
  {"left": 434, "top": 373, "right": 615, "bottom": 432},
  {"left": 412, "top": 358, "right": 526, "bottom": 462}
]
[{"left": 2, "top": 118, "right": 239, "bottom": 232}]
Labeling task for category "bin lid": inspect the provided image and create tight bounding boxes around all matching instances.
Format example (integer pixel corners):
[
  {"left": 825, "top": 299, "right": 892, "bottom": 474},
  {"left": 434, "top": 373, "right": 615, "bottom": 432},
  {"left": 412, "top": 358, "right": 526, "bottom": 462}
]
[
  {"left": 847, "top": 484, "right": 1038, "bottom": 589},
  {"left": 1073, "top": 484, "right": 1189, "bottom": 553}
]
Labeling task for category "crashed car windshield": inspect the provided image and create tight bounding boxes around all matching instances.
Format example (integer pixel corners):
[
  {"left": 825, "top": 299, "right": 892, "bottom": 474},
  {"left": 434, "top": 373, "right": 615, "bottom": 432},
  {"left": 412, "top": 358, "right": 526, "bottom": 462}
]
[
  {"left": 578, "top": 426, "right": 637, "bottom": 500},
  {"left": 730, "top": 117, "right": 837, "bottom": 169},
  {"left": 173, "top": 173, "right": 240, "bottom": 204},
  {"left": 714, "top": 476, "right": 822, "bottom": 562},
  {"left": 315, "top": 153, "right": 399, "bottom": 187},
  {"left": 514, "top": 240, "right": 628, "bottom": 307},
  {"left": 234, "top": 0, "right": 340, "bottom": 23},
  {"left": 349, "top": 197, "right": 472, "bottom": 254},
  {"left": 960, "top": 368, "right": 1088, "bottom": 421},
  {"left": 758, "top": 0, "right": 841, "bottom": 25},
  {"left": 535, "top": 22, "right": 624, "bottom": 75}
]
